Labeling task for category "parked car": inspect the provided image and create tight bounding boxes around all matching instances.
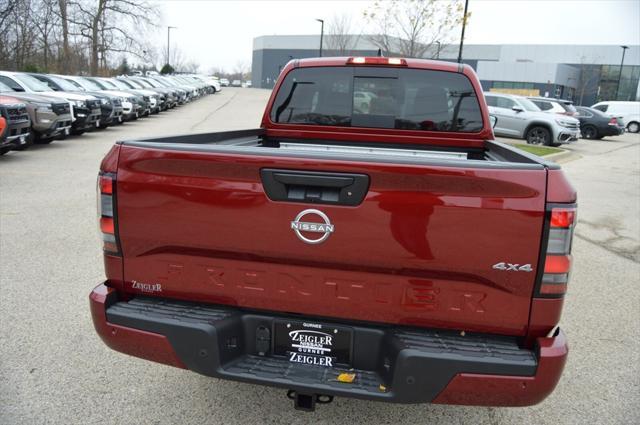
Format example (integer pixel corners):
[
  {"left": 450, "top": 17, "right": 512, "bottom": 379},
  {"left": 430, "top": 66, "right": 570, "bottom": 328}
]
[
  {"left": 110, "top": 78, "right": 161, "bottom": 114},
  {"left": 353, "top": 90, "right": 377, "bottom": 113},
  {"left": 118, "top": 78, "right": 168, "bottom": 111},
  {"left": 220, "top": 78, "right": 229, "bottom": 87},
  {"left": 82, "top": 77, "right": 145, "bottom": 120},
  {"left": 103, "top": 78, "right": 159, "bottom": 115},
  {"left": 128, "top": 77, "right": 177, "bottom": 109},
  {"left": 0, "top": 71, "right": 101, "bottom": 135},
  {"left": 591, "top": 101, "right": 640, "bottom": 133},
  {"left": 245, "top": 80, "right": 252, "bottom": 88},
  {"left": 31, "top": 73, "right": 123, "bottom": 129},
  {"left": 231, "top": 79, "right": 242, "bottom": 87},
  {"left": 0, "top": 95, "right": 31, "bottom": 154},
  {"left": 574, "top": 106, "right": 625, "bottom": 139},
  {"left": 0, "top": 116, "right": 6, "bottom": 154},
  {"left": 527, "top": 97, "right": 577, "bottom": 116},
  {"left": 92, "top": 57, "right": 576, "bottom": 411},
  {"left": 0, "top": 80, "right": 72, "bottom": 145},
  {"left": 485, "top": 92, "right": 580, "bottom": 146}
]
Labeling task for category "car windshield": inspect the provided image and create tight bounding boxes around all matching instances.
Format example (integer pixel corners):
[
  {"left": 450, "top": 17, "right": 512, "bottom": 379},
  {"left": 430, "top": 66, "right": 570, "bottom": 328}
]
[
  {"left": 14, "top": 74, "right": 51, "bottom": 92},
  {"left": 97, "top": 79, "right": 117, "bottom": 89},
  {"left": 152, "top": 78, "right": 169, "bottom": 87},
  {"left": 0, "top": 81, "right": 13, "bottom": 92},
  {"left": 141, "top": 78, "right": 160, "bottom": 88},
  {"left": 49, "top": 75, "right": 80, "bottom": 91},
  {"left": 271, "top": 66, "right": 484, "bottom": 132},
  {"left": 134, "top": 78, "right": 154, "bottom": 88},
  {"left": 63, "top": 78, "right": 86, "bottom": 91},
  {"left": 76, "top": 77, "right": 102, "bottom": 91},
  {"left": 121, "top": 79, "right": 142, "bottom": 89},
  {"left": 109, "top": 79, "right": 129, "bottom": 90},
  {"left": 518, "top": 98, "right": 541, "bottom": 112}
]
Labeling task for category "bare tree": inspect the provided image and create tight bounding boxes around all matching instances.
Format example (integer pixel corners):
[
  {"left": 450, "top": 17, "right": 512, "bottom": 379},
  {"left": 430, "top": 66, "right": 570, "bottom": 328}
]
[
  {"left": 363, "top": 0, "right": 466, "bottom": 58},
  {"left": 57, "top": 0, "right": 71, "bottom": 73},
  {"left": 325, "top": 13, "right": 359, "bottom": 55},
  {"left": 68, "top": 0, "right": 159, "bottom": 75}
]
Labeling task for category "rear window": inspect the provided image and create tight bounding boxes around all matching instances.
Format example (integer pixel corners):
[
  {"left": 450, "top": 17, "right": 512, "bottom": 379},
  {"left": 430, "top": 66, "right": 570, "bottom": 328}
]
[
  {"left": 593, "top": 104, "right": 608, "bottom": 112},
  {"left": 270, "top": 67, "right": 483, "bottom": 133}
]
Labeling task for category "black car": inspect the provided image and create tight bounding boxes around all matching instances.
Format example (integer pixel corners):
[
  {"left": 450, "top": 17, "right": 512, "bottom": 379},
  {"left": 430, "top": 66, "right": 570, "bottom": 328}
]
[{"left": 575, "top": 106, "right": 625, "bottom": 139}]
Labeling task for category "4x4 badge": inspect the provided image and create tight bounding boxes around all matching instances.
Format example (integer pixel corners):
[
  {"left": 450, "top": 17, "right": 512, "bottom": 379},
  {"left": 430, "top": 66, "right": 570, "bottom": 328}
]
[{"left": 290, "top": 209, "right": 334, "bottom": 244}]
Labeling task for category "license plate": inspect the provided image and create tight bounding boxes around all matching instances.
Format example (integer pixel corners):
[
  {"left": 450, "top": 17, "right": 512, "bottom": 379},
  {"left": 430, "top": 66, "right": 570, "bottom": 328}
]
[
  {"left": 273, "top": 320, "right": 352, "bottom": 367},
  {"left": 135, "top": 111, "right": 139, "bottom": 118},
  {"left": 19, "top": 136, "right": 26, "bottom": 145},
  {"left": 64, "top": 128, "right": 70, "bottom": 136},
  {"left": 96, "top": 119, "right": 100, "bottom": 127}
]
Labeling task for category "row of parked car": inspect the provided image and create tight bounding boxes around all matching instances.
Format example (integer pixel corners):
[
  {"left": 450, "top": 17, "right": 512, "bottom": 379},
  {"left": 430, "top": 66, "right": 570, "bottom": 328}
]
[
  {"left": 486, "top": 92, "right": 639, "bottom": 146},
  {"left": 219, "top": 78, "right": 251, "bottom": 88},
  {"left": 0, "top": 72, "right": 222, "bottom": 155}
]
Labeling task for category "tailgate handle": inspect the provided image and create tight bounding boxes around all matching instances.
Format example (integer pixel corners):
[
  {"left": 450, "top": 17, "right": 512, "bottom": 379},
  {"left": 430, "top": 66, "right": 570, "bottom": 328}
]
[{"left": 261, "top": 169, "right": 369, "bottom": 206}]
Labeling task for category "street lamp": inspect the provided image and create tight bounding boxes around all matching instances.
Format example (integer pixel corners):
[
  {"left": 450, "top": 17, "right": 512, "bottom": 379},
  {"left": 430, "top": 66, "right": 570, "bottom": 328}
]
[
  {"left": 167, "top": 26, "right": 177, "bottom": 67},
  {"left": 435, "top": 41, "right": 441, "bottom": 59},
  {"left": 615, "top": 45, "right": 629, "bottom": 100},
  {"left": 457, "top": 0, "right": 469, "bottom": 63},
  {"left": 316, "top": 19, "right": 324, "bottom": 57}
]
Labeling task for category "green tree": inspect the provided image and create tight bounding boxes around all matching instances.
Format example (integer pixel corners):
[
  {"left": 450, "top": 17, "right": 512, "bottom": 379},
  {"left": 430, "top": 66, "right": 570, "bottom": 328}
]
[
  {"left": 116, "top": 58, "right": 131, "bottom": 75},
  {"left": 160, "top": 63, "right": 175, "bottom": 74}
]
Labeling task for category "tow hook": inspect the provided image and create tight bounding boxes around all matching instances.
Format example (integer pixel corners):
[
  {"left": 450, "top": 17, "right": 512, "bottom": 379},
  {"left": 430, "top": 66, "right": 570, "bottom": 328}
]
[{"left": 287, "top": 390, "right": 333, "bottom": 411}]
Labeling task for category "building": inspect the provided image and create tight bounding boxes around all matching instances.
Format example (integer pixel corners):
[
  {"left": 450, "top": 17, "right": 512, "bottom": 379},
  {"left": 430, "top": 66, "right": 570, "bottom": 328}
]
[{"left": 252, "top": 35, "right": 640, "bottom": 106}]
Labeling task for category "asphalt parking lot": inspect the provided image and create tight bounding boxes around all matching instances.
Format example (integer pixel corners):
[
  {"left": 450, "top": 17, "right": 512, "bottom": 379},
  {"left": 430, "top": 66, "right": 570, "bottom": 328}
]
[{"left": 1, "top": 87, "right": 639, "bottom": 425}]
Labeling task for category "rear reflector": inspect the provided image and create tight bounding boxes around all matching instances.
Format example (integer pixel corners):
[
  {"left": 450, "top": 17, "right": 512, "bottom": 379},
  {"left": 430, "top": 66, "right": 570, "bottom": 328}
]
[
  {"left": 538, "top": 205, "right": 576, "bottom": 297},
  {"left": 100, "top": 217, "right": 115, "bottom": 234},
  {"left": 346, "top": 57, "right": 408, "bottom": 66}
]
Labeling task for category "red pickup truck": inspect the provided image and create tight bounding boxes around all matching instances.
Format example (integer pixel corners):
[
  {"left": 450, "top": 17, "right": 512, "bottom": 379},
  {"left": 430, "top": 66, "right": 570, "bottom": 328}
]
[{"left": 90, "top": 57, "right": 576, "bottom": 411}]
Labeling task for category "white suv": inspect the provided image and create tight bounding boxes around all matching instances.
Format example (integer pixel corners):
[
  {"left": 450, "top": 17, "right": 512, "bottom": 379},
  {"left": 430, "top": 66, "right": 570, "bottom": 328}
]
[
  {"left": 591, "top": 101, "right": 639, "bottom": 133},
  {"left": 485, "top": 92, "right": 580, "bottom": 146}
]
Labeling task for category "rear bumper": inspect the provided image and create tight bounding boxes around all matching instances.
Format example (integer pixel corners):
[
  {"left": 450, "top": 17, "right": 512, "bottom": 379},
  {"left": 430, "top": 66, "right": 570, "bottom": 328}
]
[{"left": 90, "top": 283, "right": 568, "bottom": 406}]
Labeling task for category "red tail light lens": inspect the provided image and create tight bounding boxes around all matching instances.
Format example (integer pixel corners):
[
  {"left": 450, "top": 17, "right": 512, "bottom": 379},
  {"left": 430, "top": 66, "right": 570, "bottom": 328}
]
[
  {"left": 539, "top": 205, "right": 576, "bottom": 297},
  {"left": 98, "top": 173, "right": 120, "bottom": 255},
  {"left": 608, "top": 117, "right": 618, "bottom": 125}
]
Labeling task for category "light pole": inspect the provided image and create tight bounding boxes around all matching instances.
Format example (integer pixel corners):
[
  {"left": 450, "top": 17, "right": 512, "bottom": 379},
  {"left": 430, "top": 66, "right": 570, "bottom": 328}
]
[
  {"left": 316, "top": 19, "right": 324, "bottom": 57},
  {"left": 615, "top": 45, "right": 629, "bottom": 100},
  {"left": 435, "top": 41, "right": 441, "bottom": 59},
  {"left": 167, "top": 26, "right": 177, "bottom": 67},
  {"left": 457, "top": 0, "right": 469, "bottom": 63}
]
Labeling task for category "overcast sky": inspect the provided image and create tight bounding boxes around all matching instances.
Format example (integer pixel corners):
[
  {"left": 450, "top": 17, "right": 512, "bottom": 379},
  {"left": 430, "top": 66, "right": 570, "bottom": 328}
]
[{"left": 153, "top": 0, "right": 640, "bottom": 72}]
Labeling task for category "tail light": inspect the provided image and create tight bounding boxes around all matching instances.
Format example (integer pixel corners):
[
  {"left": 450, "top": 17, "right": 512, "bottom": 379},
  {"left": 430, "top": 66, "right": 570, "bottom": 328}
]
[
  {"left": 97, "top": 173, "right": 120, "bottom": 255},
  {"left": 608, "top": 117, "right": 618, "bottom": 125},
  {"left": 346, "top": 57, "right": 408, "bottom": 66},
  {"left": 538, "top": 205, "right": 576, "bottom": 296}
]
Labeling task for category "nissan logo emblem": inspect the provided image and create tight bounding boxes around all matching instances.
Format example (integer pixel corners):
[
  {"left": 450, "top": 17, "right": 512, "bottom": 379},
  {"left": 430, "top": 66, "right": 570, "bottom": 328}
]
[{"left": 290, "top": 209, "right": 334, "bottom": 244}]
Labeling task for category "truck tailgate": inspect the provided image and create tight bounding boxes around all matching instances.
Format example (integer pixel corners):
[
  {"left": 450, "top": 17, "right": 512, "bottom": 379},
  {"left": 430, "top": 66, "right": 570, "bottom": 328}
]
[{"left": 115, "top": 144, "right": 547, "bottom": 336}]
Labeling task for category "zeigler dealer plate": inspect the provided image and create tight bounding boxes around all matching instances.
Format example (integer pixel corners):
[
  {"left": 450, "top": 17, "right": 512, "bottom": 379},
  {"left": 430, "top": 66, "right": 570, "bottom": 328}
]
[{"left": 273, "top": 320, "right": 352, "bottom": 367}]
